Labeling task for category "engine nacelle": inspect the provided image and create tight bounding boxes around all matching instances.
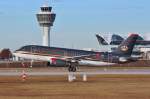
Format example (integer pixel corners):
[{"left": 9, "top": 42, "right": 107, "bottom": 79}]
[
  {"left": 119, "top": 57, "right": 128, "bottom": 63},
  {"left": 48, "top": 58, "right": 66, "bottom": 66}
]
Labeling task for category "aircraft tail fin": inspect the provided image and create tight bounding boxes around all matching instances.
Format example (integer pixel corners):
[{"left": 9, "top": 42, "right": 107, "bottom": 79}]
[
  {"left": 110, "top": 34, "right": 124, "bottom": 45},
  {"left": 96, "top": 34, "right": 108, "bottom": 45},
  {"left": 115, "top": 34, "right": 138, "bottom": 56}
]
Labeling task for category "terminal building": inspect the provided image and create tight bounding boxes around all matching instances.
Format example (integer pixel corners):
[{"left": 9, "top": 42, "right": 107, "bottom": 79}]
[{"left": 140, "top": 47, "right": 150, "bottom": 60}]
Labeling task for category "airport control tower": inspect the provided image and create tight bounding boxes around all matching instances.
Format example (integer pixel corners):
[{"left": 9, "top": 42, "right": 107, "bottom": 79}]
[{"left": 36, "top": 4, "right": 56, "bottom": 46}]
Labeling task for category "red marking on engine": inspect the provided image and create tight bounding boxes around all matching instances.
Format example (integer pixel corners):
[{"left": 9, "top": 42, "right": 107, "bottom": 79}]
[{"left": 51, "top": 58, "right": 57, "bottom": 64}]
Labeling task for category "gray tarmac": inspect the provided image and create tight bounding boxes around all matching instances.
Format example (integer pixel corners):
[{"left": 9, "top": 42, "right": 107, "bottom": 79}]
[{"left": 0, "top": 67, "right": 150, "bottom": 76}]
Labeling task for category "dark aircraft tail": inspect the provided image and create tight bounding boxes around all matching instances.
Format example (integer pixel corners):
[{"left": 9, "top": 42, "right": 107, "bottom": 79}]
[
  {"left": 96, "top": 34, "right": 108, "bottom": 45},
  {"left": 110, "top": 34, "right": 124, "bottom": 45},
  {"left": 136, "top": 35, "right": 144, "bottom": 45},
  {"left": 110, "top": 34, "right": 145, "bottom": 45},
  {"left": 115, "top": 34, "right": 139, "bottom": 56},
  {"left": 137, "top": 35, "right": 144, "bottom": 41}
]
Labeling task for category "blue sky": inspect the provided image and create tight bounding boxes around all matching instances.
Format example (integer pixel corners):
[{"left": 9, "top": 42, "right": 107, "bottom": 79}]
[{"left": 0, "top": 0, "right": 150, "bottom": 50}]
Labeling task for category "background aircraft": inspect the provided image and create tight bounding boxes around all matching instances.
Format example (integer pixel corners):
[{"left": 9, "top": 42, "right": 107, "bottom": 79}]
[
  {"left": 96, "top": 34, "right": 108, "bottom": 45},
  {"left": 96, "top": 34, "right": 150, "bottom": 46},
  {"left": 96, "top": 34, "right": 143, "bottom": 58}
]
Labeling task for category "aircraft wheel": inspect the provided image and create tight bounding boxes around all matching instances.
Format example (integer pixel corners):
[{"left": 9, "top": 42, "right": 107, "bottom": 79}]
[
  {"left": 72, "top": 67, "right": 76, "bottom": 72},
  {"left": 68, "top": 66, "right": 76, "bottom": 72},
  {"left": 68, "top": 67, "right": 72, "bottom": 72}
]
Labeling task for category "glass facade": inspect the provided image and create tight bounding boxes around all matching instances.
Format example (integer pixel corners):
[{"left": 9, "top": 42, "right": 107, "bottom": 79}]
[{"left": 41, "top": 7, "right": 52, "bottom": 12}]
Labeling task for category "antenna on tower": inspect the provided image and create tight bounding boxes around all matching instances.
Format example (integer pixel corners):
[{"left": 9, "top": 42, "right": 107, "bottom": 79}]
[
  {"left": 43, "top": 0, "right": 49, "bottom": 7},
  {"left": 45, "top": 0, "right": 54, "bottom": 6},
  {"left": 46, "top": 0, "right": 49, "bottom": 5}
]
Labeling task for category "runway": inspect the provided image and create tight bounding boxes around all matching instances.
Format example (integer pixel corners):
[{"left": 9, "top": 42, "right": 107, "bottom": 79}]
[{"left": 0, "top": 68, "right": 150, "bottom": 76}]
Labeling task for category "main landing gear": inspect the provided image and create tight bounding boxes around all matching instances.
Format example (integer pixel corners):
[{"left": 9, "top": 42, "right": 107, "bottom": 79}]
[{"left": 67, "top": 61, "right": 78, "bottom": 72}]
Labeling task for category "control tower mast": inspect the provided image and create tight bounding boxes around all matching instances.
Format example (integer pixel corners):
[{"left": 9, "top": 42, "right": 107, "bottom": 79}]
[{"left": 36, "top": 4, "right": 56, "bottom": 46}]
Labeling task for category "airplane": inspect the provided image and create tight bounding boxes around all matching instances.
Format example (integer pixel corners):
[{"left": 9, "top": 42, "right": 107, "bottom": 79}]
[
  {"left": 95, "top": 34, "right": 124, "bottom": 45},
  {"left": 13, "top": 34, "right": 138, "bottom": 72},
  {"left": 110, "top": 34, "right": 124, "bottom": 45},
  {"left": 96, "top": 34, "right": 143, "bottom": 58},
  {"left": 95, "top": 34, "right": 108, "bottom": 45},
  {"left": 111, "top": 34, "right": 150, "bottom": 45},
  {"left": 96, "top": 34, "right": 150, "bottom": 46}
]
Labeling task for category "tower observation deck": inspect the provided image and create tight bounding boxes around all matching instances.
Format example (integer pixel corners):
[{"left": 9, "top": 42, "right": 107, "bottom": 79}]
[{"left": 36, "top": 5, "right": 56, "bottom": 46}]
